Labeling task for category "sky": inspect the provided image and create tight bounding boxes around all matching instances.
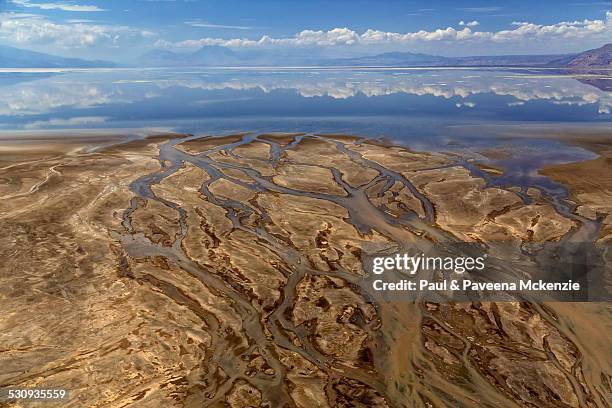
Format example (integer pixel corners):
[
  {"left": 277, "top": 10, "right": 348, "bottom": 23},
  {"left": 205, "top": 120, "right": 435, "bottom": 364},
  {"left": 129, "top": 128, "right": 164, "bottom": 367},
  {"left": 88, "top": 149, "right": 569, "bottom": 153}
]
[{"left": 0, "top": 0, "right": 610, "bottom": 61}]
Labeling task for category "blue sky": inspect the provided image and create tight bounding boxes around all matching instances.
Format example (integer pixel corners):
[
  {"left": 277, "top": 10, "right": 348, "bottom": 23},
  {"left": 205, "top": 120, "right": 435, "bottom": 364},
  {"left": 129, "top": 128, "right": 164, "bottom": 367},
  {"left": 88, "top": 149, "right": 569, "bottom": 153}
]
[{"left": 0, "top": 0, "right": 610, "bottom": 61}]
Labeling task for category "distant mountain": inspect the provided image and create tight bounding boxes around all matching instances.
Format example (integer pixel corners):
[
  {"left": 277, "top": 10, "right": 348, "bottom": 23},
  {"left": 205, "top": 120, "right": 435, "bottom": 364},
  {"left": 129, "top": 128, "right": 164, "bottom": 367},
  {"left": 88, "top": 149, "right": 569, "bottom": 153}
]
[
  {"left": 137, "top": 49, "right": 181, "bottom": 67},
  {"left": 451, "top": 54, "right": 572, "bottom": 67},
  {"left": 139, "top": 45, "right": 331, "bottom": 67},
  {"left": 139, "top": 46, "right": 245, "bottom": 67},
  {"left": 324, "top": 51, "right": 451, "bottom": 66},
  {"left": 550, "top": 43, "right": 612, "bottom": 67},
  {"left": 191, "top": 46, "right": 243, "bottom": 65},
  {"left": 138, "top": 43, "right": 612, "bottom": 68},
  {"left": 0, "top": 45, "right": 115, "bottom": 68},
  {"left": 139, "top": 47, "right": 577, "bottom": 68},
  {"left": 328, "top": 52, "right": 573, "bottom": 67}
]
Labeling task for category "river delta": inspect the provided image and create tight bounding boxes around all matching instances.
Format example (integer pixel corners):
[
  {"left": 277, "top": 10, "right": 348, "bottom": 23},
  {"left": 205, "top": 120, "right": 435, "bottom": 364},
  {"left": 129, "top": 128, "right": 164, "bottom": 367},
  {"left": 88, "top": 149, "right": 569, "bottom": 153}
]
[{"left": 0, "top": 130, "right": 610, "bottom": 407}]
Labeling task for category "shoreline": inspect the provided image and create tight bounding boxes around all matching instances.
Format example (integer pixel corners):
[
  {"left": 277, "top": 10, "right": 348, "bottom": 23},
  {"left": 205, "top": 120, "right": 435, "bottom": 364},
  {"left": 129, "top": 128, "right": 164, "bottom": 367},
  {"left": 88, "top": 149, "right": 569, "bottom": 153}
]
[{"left": 3, "top": 127, "right": 609, "bottom": 241}]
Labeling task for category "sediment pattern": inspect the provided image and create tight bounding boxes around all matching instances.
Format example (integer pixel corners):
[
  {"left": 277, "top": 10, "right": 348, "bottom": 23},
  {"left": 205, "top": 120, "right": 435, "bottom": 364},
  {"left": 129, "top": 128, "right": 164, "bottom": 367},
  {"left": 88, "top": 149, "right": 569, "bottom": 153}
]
[{"left": 0, "top": 133, "right": 610, "bottom": 407}]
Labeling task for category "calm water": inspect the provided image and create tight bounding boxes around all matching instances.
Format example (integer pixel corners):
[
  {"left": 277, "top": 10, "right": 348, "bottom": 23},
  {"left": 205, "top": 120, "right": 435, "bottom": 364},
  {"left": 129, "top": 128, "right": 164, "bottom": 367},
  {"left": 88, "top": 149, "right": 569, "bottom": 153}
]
[
  {"left": 0, "top": 67, "right": 609, "bottom": 178},
  {"left": 0, "top": 67, "right": 609, "bottom": 133}
]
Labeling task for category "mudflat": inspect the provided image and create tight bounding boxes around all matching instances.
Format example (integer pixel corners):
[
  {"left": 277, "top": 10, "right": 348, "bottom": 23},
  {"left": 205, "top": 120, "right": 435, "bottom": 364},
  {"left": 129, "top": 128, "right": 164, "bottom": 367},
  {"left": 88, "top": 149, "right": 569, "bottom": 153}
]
[
  {"left": 0, "top": 132, "right": 610, "bottom": 407},
  {"left": 540, "top": 134, "right": 612, "bottom": 242}
]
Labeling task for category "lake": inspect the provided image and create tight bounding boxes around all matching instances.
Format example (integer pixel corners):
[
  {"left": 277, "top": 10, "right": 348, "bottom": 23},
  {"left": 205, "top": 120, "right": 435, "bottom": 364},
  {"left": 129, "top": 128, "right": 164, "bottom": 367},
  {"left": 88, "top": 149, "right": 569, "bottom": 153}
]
[{"left": 0, "top": 67, "right": 609, "bottom": 136}]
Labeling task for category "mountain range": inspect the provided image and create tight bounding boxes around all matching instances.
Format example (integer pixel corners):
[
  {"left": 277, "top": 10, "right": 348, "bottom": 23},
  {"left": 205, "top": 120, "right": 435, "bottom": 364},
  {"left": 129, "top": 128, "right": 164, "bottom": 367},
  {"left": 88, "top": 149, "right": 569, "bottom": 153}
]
[
  {"left": 322, "top": 52, "right": 571, "bottom": 67},
  {"left": 139, "top": 46, "right": 244, "bottom": 67},
  {"left": 138, "top": 42, "right": 612, "bottom": 68},
  {"left": 0, "top": 43, "right": 609, "bottom": 69},
  {"left": 0, "top": 45, "right": 115, "bottom": 68},
  {"left": 548, "top": 43, "right": 612, "bottom": 67}
]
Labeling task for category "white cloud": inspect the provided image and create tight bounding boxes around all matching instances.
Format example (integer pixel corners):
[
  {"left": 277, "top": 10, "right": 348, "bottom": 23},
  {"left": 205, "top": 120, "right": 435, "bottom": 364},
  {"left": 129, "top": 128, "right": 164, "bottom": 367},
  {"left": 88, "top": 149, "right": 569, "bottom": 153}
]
[
  {"left": 11, "top": 0, "right": 106, "bottom": 12},
  {"left": 0, "top": 12, "right": 153, "bottom": 48},
  {"left": 491, "top": 17, "right": 608, "bottom": 41},
  {"left": 157, "top": 12, "right": 611, "bottom": 50}
]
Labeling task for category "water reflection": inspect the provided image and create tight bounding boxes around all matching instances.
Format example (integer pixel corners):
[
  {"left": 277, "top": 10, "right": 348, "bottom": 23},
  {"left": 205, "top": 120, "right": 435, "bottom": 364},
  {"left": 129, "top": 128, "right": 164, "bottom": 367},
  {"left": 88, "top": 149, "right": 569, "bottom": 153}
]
[{"left": 0, "top": 68, "right": 609, "bottom": 131}]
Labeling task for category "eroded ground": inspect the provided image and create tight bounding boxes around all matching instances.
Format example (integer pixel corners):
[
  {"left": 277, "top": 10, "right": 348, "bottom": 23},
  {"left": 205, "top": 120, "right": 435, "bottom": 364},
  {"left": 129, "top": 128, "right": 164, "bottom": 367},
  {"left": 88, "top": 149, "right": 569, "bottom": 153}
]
[
  {"left": 0, "top": 132, "right": 610, "bottom": 407},
  {"left": 540, "top": 135, "right": 612, "bottom": 242}
]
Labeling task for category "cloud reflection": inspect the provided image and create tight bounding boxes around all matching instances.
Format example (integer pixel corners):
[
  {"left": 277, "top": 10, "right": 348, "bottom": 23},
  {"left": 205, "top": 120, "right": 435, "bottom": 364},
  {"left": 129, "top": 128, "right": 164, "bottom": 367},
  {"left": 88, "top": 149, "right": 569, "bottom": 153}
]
[{"left": 0, "top": 69, "right": 608, "bottom": 130}]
